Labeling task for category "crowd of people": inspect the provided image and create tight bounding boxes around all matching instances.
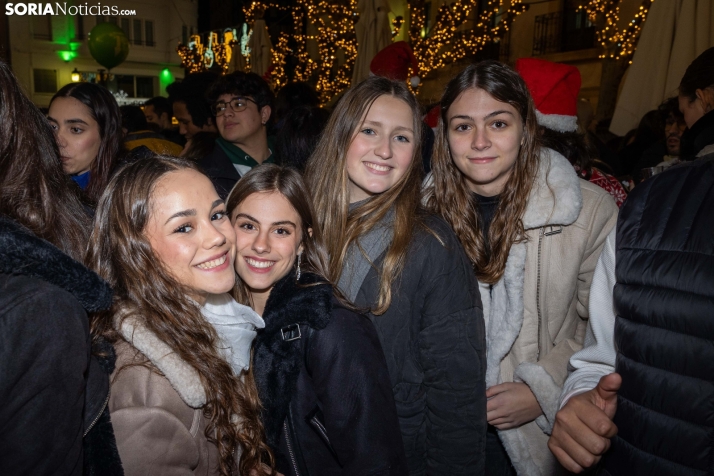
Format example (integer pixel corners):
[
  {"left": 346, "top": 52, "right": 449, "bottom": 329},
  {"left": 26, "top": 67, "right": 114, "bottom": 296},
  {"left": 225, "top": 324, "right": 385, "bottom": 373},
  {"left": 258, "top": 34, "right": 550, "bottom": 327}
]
[{"left": 0, "top": 43, "right": 713, "bottom": 476}]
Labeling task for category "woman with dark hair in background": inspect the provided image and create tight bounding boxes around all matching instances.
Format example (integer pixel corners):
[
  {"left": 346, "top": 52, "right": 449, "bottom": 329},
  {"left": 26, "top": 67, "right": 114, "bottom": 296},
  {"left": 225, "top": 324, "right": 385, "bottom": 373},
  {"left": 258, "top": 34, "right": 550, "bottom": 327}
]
[
  {"left": 678, "top": 46, "right": 714, "bottom": 160},
  {"left": 273, "top": 106, "right": 330, "bottom": 172},
  {"left": 424, "top": 60, "right": 617, "bottom": 475},
  {"left": 305, "top": 76, "right": 486, "bottom": 475},
  {"left": 48, "top": 82, "right": 124, "bottom": 204},
  {"left": 226, "top": 164, "right": 407, "bottom": 475},
  {"left": 0, "top": 60, "right": 121, "bottom": 474}
]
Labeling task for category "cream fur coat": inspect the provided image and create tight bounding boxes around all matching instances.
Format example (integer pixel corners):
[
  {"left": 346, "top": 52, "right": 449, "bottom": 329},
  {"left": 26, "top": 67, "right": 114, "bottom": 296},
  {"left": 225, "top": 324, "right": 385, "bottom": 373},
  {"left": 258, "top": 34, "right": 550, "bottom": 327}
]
[{"left": 482, "top": 149, "right": 618, "bottom": 475}]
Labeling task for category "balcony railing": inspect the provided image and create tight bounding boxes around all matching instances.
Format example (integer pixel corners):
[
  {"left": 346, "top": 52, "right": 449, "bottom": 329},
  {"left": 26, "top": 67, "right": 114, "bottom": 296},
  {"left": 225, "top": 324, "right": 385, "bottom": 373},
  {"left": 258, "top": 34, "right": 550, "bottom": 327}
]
[{"left": 532, "top": 11, "right": 596, "bottom": 56}]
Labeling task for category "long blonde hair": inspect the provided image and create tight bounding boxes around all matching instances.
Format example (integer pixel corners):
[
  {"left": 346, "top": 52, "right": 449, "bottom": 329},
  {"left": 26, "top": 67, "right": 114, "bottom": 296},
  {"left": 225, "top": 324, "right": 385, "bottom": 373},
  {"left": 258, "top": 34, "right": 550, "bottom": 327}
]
[
  {"left": 424, "top": 60, "right": 540, "bottom": 284},
  {"left": 87, "top": 156, "right": 273, "bottom": 475},
  {"left": 304, "top": 76, "right": 424, "bottom": 315}
]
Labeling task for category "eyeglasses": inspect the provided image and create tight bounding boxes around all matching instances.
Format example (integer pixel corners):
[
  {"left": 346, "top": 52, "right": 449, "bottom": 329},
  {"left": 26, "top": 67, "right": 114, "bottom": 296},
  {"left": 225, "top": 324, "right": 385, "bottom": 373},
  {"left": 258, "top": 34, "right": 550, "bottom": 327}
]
[{"left": 212, "top": 97, "right": 258, "bottom": 116}]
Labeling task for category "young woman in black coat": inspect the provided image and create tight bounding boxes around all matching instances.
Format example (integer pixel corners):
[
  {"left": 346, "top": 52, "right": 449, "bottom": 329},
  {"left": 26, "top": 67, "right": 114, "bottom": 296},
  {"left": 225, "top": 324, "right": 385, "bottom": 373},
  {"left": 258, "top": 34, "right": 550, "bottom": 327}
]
[
  {"left": 226, "top": 164, "right": 408, "bottom": 475},
  {"left": 304, "top": 76, "right": 487, "bottom": 475},
  {"left": 0, "top": 60, "right": 121, "bottom": 474}
]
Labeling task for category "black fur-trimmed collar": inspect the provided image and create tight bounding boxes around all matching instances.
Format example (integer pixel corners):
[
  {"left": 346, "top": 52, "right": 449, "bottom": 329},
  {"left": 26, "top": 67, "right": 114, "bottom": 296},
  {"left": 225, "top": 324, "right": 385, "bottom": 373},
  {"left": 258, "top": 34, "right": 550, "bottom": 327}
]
[
  {"left": 253, "top": 271, "right": 333, "bottom": 448},
  {"left": 0, "top": 215, "right": 112, "bottom": 312}
]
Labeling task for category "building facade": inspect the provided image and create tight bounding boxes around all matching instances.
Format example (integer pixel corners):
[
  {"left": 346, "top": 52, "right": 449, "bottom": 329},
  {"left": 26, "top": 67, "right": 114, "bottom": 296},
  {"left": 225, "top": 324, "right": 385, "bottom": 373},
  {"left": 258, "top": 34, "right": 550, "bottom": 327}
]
[{"left": 4, "top": 0, "right": 198, "bottom": 106}]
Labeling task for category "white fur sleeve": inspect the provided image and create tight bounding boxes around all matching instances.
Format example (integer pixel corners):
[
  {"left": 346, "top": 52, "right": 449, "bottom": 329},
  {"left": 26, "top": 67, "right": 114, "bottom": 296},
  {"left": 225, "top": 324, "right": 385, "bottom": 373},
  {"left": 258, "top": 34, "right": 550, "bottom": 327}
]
[{"left": 559, "top": 227, "right": 617, "bottom": 408}]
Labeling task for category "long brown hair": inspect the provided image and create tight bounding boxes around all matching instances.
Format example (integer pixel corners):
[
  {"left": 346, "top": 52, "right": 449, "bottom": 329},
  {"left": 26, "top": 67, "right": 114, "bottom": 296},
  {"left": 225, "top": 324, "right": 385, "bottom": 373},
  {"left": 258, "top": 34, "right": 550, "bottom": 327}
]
[
  {"left": 51, "top": 82, "right": 123, "bottom": 204},
  {"left": 0, "top": 60, "right": 89, "bottom": 260},
  {"left": 226, "top": 164, "right": 334, "bottom": 307},
  {"left": 424, "top": 60, "right": 540, "bottom": 284},
  {"left": 86, "top": 156, "right": 272, "bottom": 475},
  {"left": 304, "top": 76, "right": 424, "bottom": 315}
]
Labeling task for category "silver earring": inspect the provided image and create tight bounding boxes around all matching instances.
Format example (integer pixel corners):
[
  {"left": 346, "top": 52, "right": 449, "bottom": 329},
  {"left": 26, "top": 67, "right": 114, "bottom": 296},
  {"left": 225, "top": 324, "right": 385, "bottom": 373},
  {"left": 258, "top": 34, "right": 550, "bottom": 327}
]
[{"left": 296, "top": 253, "right": 301, "bottom": 281}]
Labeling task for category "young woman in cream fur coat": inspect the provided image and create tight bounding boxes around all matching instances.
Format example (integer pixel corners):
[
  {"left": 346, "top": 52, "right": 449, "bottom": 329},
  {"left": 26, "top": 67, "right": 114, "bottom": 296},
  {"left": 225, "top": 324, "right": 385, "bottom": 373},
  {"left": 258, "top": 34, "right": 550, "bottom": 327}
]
[{"left": 424, "top": 61, "right": 617, "bottom": 475}]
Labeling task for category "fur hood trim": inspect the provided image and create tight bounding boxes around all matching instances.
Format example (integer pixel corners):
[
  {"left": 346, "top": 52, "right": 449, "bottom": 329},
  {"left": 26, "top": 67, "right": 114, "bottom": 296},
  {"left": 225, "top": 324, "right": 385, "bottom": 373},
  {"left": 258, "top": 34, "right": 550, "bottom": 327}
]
[
  {"left": 0, "top": 215, "right": 112, "bottom": 312},
  {"left": 253, "top": 272, "right": 333, "bottom": 448},
  {"left": 522, "top": 148, "right": 582, "bottom": 230},
  {"left": 119, "top": 316, "right": 206, "bottom": 408}
]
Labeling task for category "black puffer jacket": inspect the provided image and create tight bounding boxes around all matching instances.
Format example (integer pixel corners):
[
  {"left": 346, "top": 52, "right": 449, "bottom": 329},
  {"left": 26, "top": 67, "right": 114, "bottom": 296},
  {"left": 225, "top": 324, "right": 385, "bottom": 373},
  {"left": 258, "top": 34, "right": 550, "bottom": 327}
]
[
  {"left": 602, "top": 153, "right": 714, "bottom": 475},
  {"left": 253, "top": 272, "right": 408, "bottom": 476},
  {"left": 353, "top": 216, "right": 487, "bottom": 475},
  {"left": 0, "top": 216, "right": 122, "bottom": 475}
]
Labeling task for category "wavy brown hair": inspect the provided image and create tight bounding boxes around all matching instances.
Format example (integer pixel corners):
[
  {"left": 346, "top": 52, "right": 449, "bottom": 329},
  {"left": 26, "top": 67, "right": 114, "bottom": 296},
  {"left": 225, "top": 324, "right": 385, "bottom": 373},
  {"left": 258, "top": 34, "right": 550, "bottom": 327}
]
[
  {"left": 424, "top": 60, "right": 540, "bottom": 284},
  {"left": 304, "top": 76, "right": 424, "bottom": 315},
  {"left": 0, "top": 60, "right": 89, "bottom": 259},
  {"left": 86, "top": 155, "right": 272, "bottom": 476},
  {"left": 226, "top": 164, "right": 337, "bottom": 306}
]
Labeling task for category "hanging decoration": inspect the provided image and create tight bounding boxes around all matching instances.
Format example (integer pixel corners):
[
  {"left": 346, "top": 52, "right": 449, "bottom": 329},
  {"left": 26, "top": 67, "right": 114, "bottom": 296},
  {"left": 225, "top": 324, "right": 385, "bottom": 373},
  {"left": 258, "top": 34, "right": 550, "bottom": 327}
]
[
  {"left": 88, "top": 22, "right": 129, "bottom": 70},
  {"left": 177, "top": 28, "right": 240, "bottom": 74},
  {"left": 245, "top": 0, "right": 358, "bottom": 104},
  {"left": 578, "top": 0, "right": 655, "bottom": 63},
  {"left": 408, "top": 0, "right": 527, "bottom": 81}
]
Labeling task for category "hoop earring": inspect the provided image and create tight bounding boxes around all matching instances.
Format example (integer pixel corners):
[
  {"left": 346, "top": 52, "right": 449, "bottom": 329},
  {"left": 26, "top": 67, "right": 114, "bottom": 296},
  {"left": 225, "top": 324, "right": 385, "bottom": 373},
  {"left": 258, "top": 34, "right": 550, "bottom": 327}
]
[{"left": 296, "top": 253, "right": 302, "bottom": 281}]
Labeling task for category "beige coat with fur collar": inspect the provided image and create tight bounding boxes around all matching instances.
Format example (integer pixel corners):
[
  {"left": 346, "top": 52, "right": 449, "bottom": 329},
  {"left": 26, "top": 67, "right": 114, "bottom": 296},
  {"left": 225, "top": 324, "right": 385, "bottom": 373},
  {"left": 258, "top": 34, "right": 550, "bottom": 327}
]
[
  {"left": 481, "top": 149, "right": 618, "bottom": 475},
  {"left": 109, "top": 318, "right": 219, "bottom": 476}
]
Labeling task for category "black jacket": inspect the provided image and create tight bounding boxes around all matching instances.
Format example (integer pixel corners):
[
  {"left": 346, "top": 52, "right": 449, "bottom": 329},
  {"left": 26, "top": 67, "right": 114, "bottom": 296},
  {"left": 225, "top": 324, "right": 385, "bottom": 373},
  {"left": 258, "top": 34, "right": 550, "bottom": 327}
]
[
  {"left": 680, "top": 109, "right": 714, "bottom": 161},
  {"left": 353, "top": 216, "right": 487, "bottom": 475},
  {"left": 253, "top": 272, "right": 408, "bottom": 476},
  {"left": 197, "top": 143, "right": 240, "bottom": 200},
  {"left": 602, "top": 153, "right": 714, "bottom": 475},
  {"left": 0, "top": 216, "right": 122, "bottom": 475}
]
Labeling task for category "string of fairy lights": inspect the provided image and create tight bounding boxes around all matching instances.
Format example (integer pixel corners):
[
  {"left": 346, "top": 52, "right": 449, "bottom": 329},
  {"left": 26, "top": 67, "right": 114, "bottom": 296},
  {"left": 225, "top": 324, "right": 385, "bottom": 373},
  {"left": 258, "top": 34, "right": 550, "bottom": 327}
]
[
  {"left": 409, "top": 0, "right": 526, "bottom": 77},
  {"left": 580, "top": 0, "right": 655, "bottom": 63},
  {"left": 176, "top": 0, "right": 654, "bottom": 101}
]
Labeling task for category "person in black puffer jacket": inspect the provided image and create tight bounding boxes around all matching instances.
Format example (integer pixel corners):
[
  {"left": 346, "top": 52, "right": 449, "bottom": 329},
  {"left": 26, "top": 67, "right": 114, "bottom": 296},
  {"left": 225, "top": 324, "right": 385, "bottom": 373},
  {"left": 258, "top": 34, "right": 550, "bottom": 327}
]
[
  {"left": 550, "top": 46, "right": 714, "bottom": 476},
  {"left": 0, "top": 60, "right": 122, "bottom": 475}
]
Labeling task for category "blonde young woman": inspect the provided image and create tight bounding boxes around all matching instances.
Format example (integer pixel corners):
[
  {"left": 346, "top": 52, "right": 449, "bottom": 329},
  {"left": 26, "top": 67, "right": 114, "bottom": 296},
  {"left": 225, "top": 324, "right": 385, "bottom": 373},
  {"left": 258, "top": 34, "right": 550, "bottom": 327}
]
[
  {"left": 424, "top": 61, "right": 618, "bottom": 475},
  {"left": 305, "top": 76, "right": 487, "bottom": 475},
  {"left": 87, "top": 156, "right": 272, "bottom": 475}
]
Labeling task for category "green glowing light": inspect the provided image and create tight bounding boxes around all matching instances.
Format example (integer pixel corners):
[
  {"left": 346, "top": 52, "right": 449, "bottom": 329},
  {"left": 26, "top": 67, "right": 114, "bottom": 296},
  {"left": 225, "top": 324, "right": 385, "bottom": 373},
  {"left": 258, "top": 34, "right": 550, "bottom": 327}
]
[
  {"left": 159, "top": 68, "right": 175, "bottom": 96},
  {"left": 58, "top": 50, "right": 78, "bottom": 62}
]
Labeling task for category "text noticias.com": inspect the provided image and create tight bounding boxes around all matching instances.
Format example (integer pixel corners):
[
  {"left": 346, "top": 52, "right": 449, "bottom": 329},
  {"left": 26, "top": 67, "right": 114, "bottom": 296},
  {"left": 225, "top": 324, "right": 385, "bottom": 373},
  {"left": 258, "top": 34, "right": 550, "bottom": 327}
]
[{"left": 5, "top": 3, "right": 136, "bottom": 16}]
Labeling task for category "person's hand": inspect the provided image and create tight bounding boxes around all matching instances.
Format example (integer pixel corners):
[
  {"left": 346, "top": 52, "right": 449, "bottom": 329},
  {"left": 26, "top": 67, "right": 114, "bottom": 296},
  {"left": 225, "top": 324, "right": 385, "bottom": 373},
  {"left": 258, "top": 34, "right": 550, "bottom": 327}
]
[
  {"left": 486, "top": 382, "right": 543, "bottom": 429},
  {"left": 548, "top": 373, "right": 621, "bottom": 473}
]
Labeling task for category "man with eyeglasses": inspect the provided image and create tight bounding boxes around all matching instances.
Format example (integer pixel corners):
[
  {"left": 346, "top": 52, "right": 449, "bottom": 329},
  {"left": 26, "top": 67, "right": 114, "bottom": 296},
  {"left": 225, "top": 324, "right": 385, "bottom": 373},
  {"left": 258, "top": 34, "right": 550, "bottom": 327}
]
[{"left": 200, "top": 71, "right": 275, "bottom": 198}]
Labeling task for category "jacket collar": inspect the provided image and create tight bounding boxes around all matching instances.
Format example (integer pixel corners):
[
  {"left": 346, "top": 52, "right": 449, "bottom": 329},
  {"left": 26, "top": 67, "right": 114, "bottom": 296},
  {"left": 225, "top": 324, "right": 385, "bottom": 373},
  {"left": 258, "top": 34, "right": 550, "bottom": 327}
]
[
  {"left": 253, "top": 272, "right": 333, "bottom": 447},
  {"left": 522, "top": 148, "right": 583, "bottom": 230},
  {"left": 119, "top": 315, "right": 207, "bottom": 408},
  {"left": 0, "top": 215, "right": 112, "bottom": 312},
  {"left": 262, "top": 271, "right": 333, "bottom": 335},
  {"left": 681, "top": 109, "right": 714, "bottom": 160}
]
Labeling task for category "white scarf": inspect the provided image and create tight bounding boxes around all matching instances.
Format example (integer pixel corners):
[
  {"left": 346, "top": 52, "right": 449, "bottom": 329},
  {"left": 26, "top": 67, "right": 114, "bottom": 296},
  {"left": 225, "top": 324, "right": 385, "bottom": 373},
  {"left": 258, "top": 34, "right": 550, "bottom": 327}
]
[{"left": 201, "top": 293, "right": 265, "bottom": 375}]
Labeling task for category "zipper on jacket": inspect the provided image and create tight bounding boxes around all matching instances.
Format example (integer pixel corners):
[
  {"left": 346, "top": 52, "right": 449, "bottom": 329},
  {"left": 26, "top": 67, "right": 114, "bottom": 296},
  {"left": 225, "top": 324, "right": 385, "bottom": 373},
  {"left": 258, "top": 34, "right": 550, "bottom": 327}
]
[
  {"left": 536, "top": 225, "right": 563, "bottom": 361},
  {"left": 283, "top": 419, "right": 301, "bottom": 476},
  {"left": 536, "top": 229, "right": 544, "bottom": 361},
  {"left": 83, "top": 390, "right": 111, "bottom": 438}
]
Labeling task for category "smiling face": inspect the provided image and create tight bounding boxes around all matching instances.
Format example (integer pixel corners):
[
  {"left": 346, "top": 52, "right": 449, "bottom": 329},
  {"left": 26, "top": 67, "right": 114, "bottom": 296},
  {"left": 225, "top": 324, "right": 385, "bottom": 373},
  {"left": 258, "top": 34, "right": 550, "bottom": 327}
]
[
  {"left": 446, "top": 87, "right": 524, "bottom": 197},
  {"left": 214, "top": 93, "right": 270, "bottom": 146},
  {"left": 48, "top": 96, "right": 102, "bottom": 175},
  {"left": 145, "top": 168, "right": 236, "bottom": 305},
  {"left": 345, "top": 94, "right": 415, "bottom": 203},
  {"left": 231, "top": 191, "right": 304, "bottom": 313}
]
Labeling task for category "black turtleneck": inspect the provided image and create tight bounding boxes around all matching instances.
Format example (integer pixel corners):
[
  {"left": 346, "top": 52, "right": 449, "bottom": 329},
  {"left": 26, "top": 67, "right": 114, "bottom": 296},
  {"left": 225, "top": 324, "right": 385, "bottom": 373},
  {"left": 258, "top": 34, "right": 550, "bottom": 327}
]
[
  {"left": 680, "top": 109, "right": 714, "bottom": 160},
  {"left": 472, "top": 192, "right": 500, "bottom": 257}
]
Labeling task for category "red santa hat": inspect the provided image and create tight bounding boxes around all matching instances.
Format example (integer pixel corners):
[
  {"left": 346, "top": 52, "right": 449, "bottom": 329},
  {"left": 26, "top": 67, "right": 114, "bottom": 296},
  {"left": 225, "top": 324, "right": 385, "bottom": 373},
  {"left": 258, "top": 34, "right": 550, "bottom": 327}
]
[
  {"left": 515, "top": 57, "right": 581, "bottom": 133},
  {"left": 370, "top": 41, "right": 420, "bottom": 87}
]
